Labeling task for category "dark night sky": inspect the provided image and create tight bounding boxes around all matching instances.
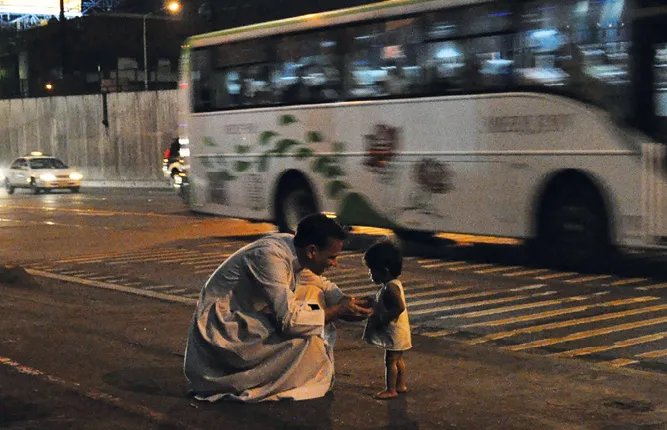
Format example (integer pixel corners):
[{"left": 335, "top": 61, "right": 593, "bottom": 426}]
[{"left": 112, "top": 0, "right": 201, "bottom": 14}]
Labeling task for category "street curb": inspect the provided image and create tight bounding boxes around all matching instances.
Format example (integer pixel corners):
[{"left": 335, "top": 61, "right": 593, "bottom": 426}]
[{"left": 82, "top": 180, "right": 171, "bottom": 189}]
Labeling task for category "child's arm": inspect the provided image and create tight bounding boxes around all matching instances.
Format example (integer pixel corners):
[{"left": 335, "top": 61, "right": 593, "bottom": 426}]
[{"left": 377, "top": 283, "right": 405, "bottom": 326}]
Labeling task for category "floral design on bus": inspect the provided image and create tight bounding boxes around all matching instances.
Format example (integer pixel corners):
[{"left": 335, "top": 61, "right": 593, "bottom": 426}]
[
  {"left": 364, "top": 124, "right": 400, "bottom": 169},
  {"left": 401, "top": 158, "right": 453, "bottom": 217}
]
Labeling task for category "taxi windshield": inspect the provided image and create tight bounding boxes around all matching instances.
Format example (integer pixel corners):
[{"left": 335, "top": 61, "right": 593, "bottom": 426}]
[{"left": 29, "top": 158, "right": 67, "bottom": 169}]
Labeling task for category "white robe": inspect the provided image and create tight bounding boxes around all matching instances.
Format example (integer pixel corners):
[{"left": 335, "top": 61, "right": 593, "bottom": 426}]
[{"left": 183, "top": 234, "right": 341, "bottom": 403}]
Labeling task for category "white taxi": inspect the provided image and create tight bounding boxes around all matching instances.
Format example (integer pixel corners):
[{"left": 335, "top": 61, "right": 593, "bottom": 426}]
[{"left": 4, "top": 152, "right": 83, "bottom": 194}]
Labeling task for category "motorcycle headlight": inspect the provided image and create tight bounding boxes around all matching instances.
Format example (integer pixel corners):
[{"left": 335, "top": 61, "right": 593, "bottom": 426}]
[
  {"left": 40, "top": 173, "right": 56, "bottom": 181},
  {"left": 70, "top": 172, "right": 83, "bottom": 180}
]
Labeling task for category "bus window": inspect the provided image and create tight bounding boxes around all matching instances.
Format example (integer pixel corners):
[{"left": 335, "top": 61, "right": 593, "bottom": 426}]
[
  {"left": 466, "top": 35, "right": 514, "bottom": 90},
  {"left": 191, "top": 48, "right": 213, "bottom": 112},
  {"left": 274, "top": 30, "right": 342, "bottom": 104},
  {"left": 424, "top": 41, "right": 466, "bottom": 94},
  {"left": 346, "top": 18, "right": 423, "bottom": 99},
  {"left": 517, "top": 0, "right": 632, "bottom": 121}
]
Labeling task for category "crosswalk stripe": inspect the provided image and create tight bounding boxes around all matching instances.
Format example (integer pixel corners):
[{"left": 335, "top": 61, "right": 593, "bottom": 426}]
[
  {"left": 162, "top": 253, "right": 230, "bottom": 264},
  {"left": 198, "top": 241, "right": 248, "bottom": 248},
  {"left": 505, "top": 315, "right": 667, "bottom": 351},
  {"left": 564, "top": 275, "right": 612, "bottom": 284},
  {"left": 108, "top": 251, "right": 201, "bottom": 265},
  {"left": 535, "top": 272, "right": 579, "bottom": 280},
  {"left": 448, "top": 263, "right": 494, "bottom": 272},
  {"left": 87, "top": 276, "right": 123, "bottom": 282},
  {"left": 475, "top": 265, "right": 522, "bottom": 274},
  {"left": 57, "top": 270, "right": 88, "bottom": 275},
  {"left": 636, "top": 348, "right": 667, "bottom": 359},
  {"left": 407, "top": 285, "right": 471, "bottom": 298},
  {"left": 409, "top": 284, "right": 547, "bottom": 308},
  {"left": 422, "top": 261, "right": 468, "bottom": 269},
  {"left": 552, "top": 331, "right": 667, "bottom": 358},
  {"left": 142, "top": 285, "right": 176, "bottom": 291},
  {"left": 420, "top": 329, "right": 455, "bottom": 337},
  {"left": 469, "top": 301, "right": 667, "bottom": 345},
  {"left": 162, "top": 288, "right": 188, "bottom": 295},
  {"left": 637, "top": 283, "right": 667, "bottom": 291},
  {"left": 503, "top": 269, "right": 550, "bottom": 277},
  {"left": 448, "top": 292, "right": 608, "bottom": 326},
  {"left": 609, "top": 358, "right": 639, "bottom": 367},
  {"left": 610, "top": 278, "right": 649, "bottom": 286},
  {"left": 410, "top": 291, "right": 556, "bottom": 317},
  {"left": 463, "top": 296, "right": 659, "bottom": 329},
  {"left": 54, "top": 249, "right": 187, "bottom": 264},
  {"left": 184, "top": 293, "right": 201, "bottom": 299}
]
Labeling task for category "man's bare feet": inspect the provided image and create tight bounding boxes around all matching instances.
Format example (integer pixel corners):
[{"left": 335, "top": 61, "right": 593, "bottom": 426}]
[
  {"left": 397, "top": 386, "right": 408, "bottom": 394},
  {"left": 373, "top": 390, "right": 399, "bottom": 400}
]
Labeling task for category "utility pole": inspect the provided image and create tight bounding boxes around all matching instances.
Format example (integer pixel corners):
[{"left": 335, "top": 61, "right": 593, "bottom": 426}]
[{"left": 60, "top": 0, "right": 68, "bottom": 78}]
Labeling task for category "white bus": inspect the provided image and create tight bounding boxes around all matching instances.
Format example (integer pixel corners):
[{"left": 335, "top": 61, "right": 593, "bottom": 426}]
[{"left": 177, "top": 0, "right": 667, "bottom": 268}]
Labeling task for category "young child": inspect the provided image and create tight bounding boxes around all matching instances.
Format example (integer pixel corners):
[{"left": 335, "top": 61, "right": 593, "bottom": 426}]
[{"left": 362, "top": 239, "right": 411, "bottom": 400}]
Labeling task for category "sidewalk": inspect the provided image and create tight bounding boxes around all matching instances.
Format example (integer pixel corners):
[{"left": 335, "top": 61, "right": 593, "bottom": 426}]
[{"left": 2, "top": 276, "right": 667, "bottom": 430}]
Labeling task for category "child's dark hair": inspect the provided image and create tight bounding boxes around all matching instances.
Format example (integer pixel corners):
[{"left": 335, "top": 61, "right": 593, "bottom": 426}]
[{"left": 363, "top": 238, "right": 402, "bottom": 278}]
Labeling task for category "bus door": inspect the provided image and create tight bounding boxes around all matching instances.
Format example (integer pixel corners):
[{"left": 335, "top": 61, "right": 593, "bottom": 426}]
[{"left": 636, "top": 7, "right": 667, "bottom": 244}]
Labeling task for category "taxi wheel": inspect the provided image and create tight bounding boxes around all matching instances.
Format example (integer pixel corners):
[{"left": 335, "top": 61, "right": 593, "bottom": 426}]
[
  {"left": 70, "top": 187, "right": 80, "bottom": 193},
  {"left": 30, "top": 180, "right": 41, "bottom": 195},
  {"left": 5, "top": 180, "right": 14, "bottom": 195}
]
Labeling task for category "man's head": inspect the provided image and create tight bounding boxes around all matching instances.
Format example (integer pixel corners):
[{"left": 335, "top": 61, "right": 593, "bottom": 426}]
[{"left": 294, "top": 214, "right": 348, "bottom": 275}]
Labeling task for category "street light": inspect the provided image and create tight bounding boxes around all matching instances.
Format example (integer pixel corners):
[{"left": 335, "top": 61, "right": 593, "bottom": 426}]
[{"left": 143, "top": 1, "right": 181, "bottom": 90}]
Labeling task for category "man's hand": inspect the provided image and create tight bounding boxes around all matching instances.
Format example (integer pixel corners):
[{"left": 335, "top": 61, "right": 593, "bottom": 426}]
[{"left": 325, "top": 296, "right": 373, "bottom": 323}]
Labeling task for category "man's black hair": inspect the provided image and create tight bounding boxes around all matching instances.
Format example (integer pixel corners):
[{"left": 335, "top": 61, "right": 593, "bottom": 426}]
[
  {"left": 363, "top": 239, "right": 402, "bottom": 278},
  {"left": 293, "top": 213, "right": 347, "bottom": 249}
]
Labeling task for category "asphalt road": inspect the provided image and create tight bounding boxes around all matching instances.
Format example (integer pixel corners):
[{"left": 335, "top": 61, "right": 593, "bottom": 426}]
[{"left": 4, "top": 187, "right": 667, "bottom": 428}]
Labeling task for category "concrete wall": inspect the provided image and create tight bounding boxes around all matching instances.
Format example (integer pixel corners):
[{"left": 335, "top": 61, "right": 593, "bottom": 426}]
[{"left": 0, "top": 91, "right": 178, "bottom": 185}]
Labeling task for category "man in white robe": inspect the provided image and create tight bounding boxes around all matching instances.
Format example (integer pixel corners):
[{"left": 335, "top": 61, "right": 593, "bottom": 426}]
[{"left": 183, "top": 214, "right": 372, "bottom": 402}]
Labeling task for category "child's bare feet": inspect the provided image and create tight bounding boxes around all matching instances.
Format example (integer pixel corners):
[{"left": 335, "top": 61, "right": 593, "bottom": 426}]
[
  {"left": 397, "top": 385, "right": 408, "bottom": 394},
  {"left": 373, "top": 390, "right": 399, "bottom": 400}
]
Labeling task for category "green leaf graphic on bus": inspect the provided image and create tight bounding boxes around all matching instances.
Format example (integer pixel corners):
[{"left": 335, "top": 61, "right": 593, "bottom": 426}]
[
  {"left": 325, "top": 165, "right": 344, "bottom": 178},
  {"left": 333, "top": 142, "right": 346, "bottom": 153},
  {"left": 273, "top": 139, "right": 300, "bottom": 154},
  {"left": 235, "top": 161, "right": 252, "bottom": 172},
  {"left": 279, "top": 114, "right": 298, "bottom": 126},
  {"left": 203, "top": 136, "right": 216, "bottom": 147},
  {"left": 235, "top": 145, "right": 250, "bottom": 154},
  {"left": 327, "top": 180, "right": 350, "bottom": 199},
  {"left": 306, "top": 131, "right": 323, "bottom": 143},
  {"left": 294, "top": 147, "right": 314, "bottom": 159},
  {"left": 259, "top": 131, "right": 278, "bottom": 145}
]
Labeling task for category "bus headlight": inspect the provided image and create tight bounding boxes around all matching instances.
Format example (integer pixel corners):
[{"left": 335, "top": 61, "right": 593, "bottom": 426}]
[
  {"left": 40, "top": 173, "right": 56, "bottom": 181},
  {"left": 70, "top": 172, "right": 83, "bottom": 180}
]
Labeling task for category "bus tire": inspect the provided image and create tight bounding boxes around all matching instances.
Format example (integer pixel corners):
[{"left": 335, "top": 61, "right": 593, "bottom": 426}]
[
  {"left": 536, "top": 184, "right": 610, "bottom": 270},
  {"left": 276, "top": 183, "right": 317, "bottom": 234}
]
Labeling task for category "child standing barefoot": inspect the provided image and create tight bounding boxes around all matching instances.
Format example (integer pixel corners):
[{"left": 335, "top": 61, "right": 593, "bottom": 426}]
[{"left": 362, "top": 239, "right": 411, "bottom": 400}]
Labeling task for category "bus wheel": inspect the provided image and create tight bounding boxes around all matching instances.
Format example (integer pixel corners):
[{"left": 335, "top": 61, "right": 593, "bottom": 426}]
[
  {"left": 277, "top": 187, "right": 317, "bottom": 234},
  {"left": 538, "top": 188, "right": 609, "bottom": 270}
]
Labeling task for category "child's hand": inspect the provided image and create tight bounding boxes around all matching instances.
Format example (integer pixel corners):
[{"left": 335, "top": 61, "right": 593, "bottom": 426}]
[
  {"left": 352, "top": 296, "right": 375, "bottom": 309},
  {"left": 337, "top": 296, "right": 374, "bottom": 322}
]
